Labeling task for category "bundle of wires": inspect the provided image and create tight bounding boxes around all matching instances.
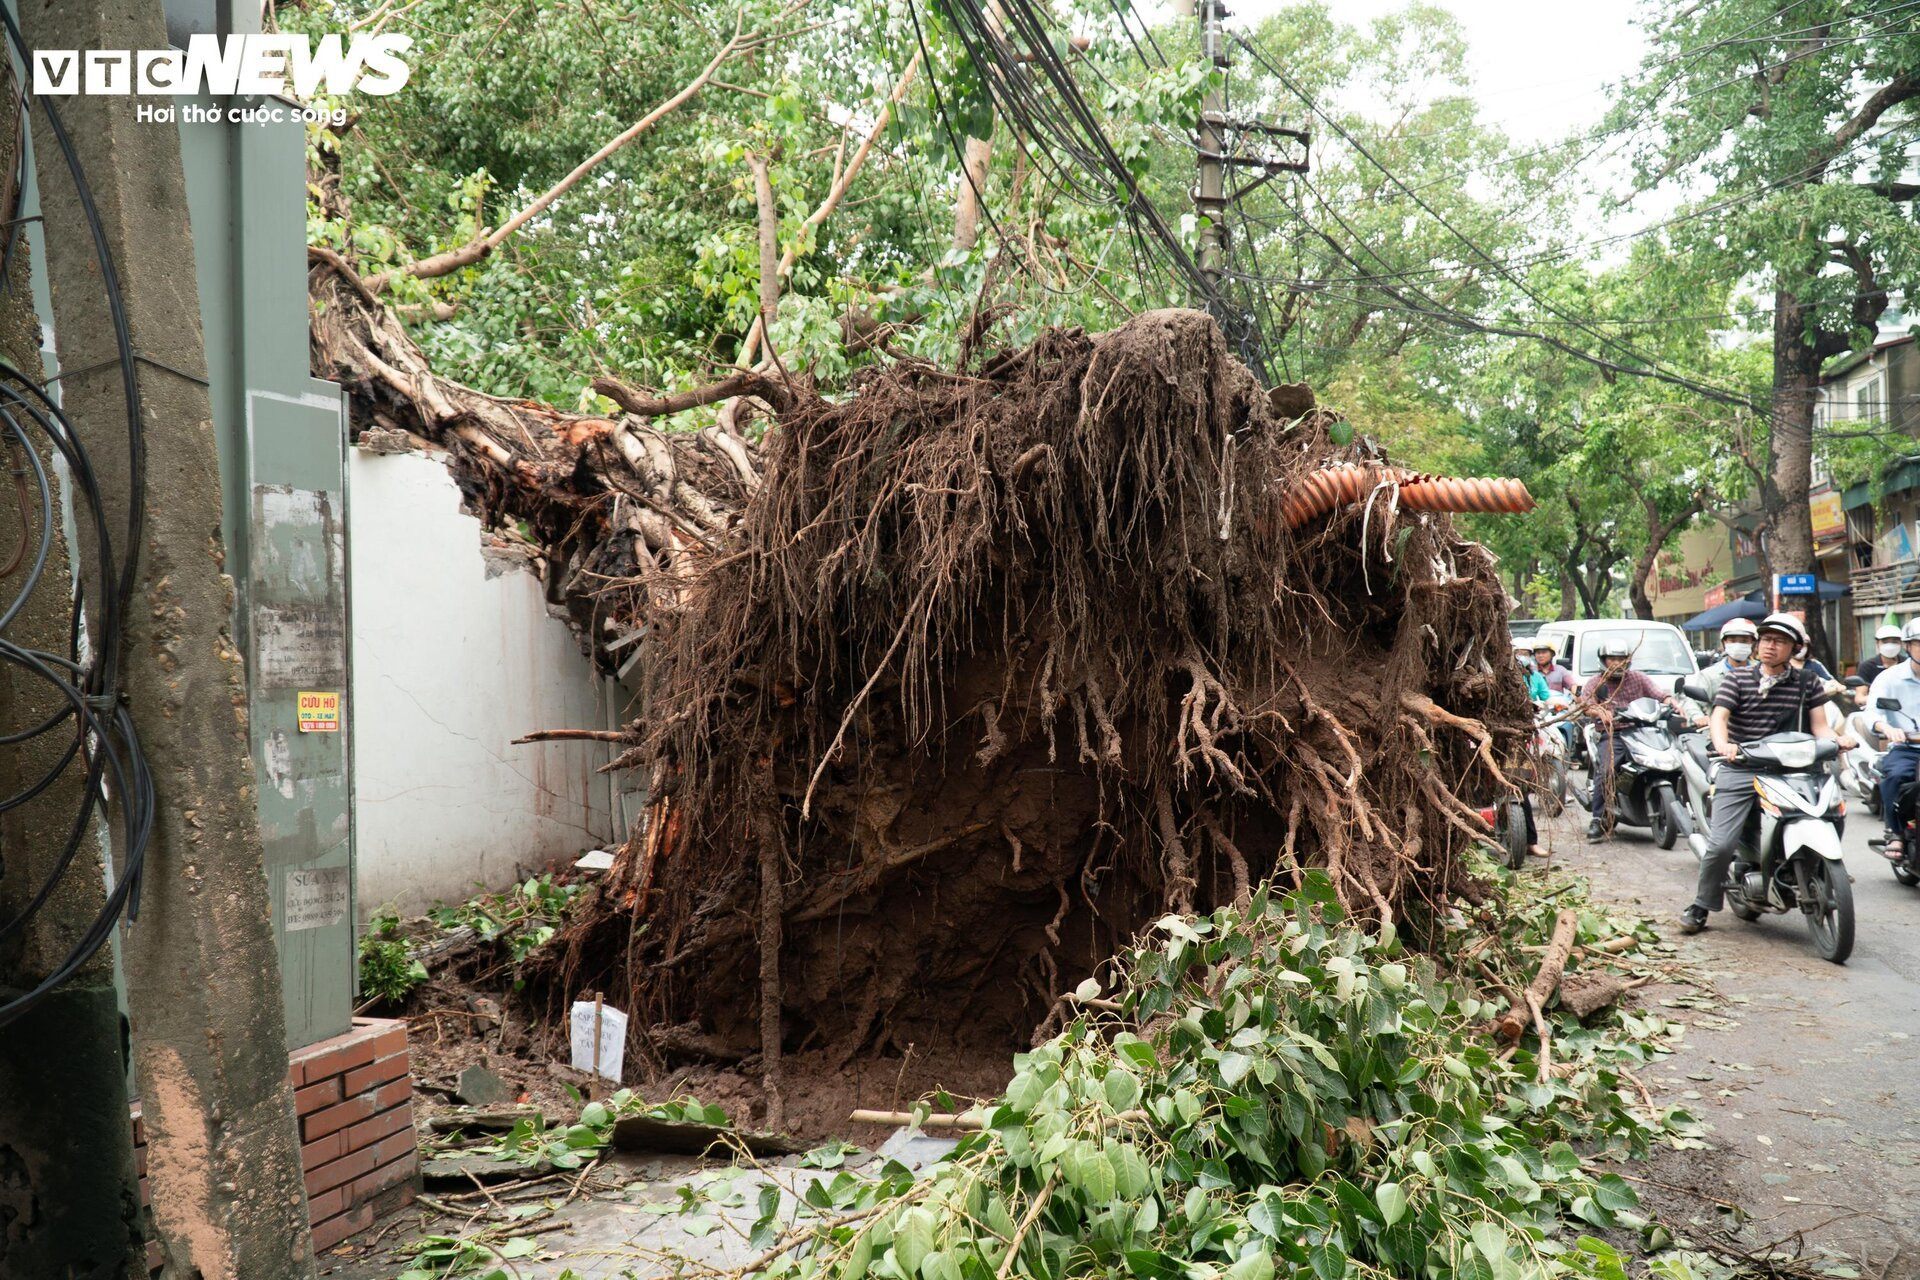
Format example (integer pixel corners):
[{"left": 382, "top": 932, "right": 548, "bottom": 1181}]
[
  {"left": 914, "top": 0, "right": 1275, "bottom": 381},
  {"left": 0, "top": 6, "right": 155, "bottom": 1031}
]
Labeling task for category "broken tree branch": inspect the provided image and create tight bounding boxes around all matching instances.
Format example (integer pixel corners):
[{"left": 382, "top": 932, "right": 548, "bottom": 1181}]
[
  {"left": 365, "top": 20, "right": 746, "bottom": 291},
  {"left": 734, "top": 47, "right": 924, "bottom": 369}
]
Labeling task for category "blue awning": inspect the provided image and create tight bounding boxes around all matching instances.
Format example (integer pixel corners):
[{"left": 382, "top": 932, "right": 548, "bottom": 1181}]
[
  {"left": 1680, "top": 597, "right": 1766, "bottom": 631},
  {"left": 1680, "top": 581, "right": 1849, "bottom": 631}
]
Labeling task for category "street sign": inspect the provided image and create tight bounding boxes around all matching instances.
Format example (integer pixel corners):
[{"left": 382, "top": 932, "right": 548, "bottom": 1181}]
[{"left": 1776, "top": 572, "right": 1817, "bottom": 597}]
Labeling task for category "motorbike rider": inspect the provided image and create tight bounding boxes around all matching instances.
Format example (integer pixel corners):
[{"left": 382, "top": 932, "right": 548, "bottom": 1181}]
[
  {"left": 1682, "top": 618, "right": 1759, "bottom": 726},
  {"left": 1858, "top": 623, "right": 1906, "bottom": 687},
  {"left": 1681, "top": 612, "right": 1847, "bottom": 934},
  {"left": 1530, "top": 638, "right": 1577, "bottom": 749},
  {"left": 1515, "top": 639, "right": 1551, "bottom": 702},
  {"left": 1865, "top": 618, "right": 1920, "bottom": 861},
  {"left": 1531, "top": 639, "right": 1576, "bottom": 695},
  {"left": 1579, "top": 637, "right": 1682, "bottom": 842}
]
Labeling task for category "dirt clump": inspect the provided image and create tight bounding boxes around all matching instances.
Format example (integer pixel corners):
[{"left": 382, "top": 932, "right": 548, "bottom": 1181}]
[{"left": 527, "top": 308, "right": 1529, "bottom": 1098}]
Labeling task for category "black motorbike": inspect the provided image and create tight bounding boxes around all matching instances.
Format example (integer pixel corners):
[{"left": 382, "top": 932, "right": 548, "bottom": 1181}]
[{"left": 1578, "top": 695, "right": 1693, "bottom": 848}]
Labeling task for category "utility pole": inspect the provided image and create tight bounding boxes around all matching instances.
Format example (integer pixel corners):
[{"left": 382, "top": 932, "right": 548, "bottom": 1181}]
[
  {"left": 18, "top": 0, "right": 316, "bottom": 1275},
  {"left": 1190, "top": 3, "right": 1307, "bottom": 303},
  {"left": 1195, "top": 0, "right": 1228, "bottom": 288},
  {"left": 0, "top": 43, "right": 146, "bottom": 1272}
]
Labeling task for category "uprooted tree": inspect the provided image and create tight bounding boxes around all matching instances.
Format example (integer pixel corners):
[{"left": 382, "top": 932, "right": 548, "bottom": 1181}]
[{"left": 310, "top": 258, "right": 1534, "bottom": 1125}]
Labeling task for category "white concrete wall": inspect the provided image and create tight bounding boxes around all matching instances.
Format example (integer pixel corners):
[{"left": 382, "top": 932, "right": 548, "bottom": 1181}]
[{"left": 349, "top": 449, "right": 625, "bottom": 915}]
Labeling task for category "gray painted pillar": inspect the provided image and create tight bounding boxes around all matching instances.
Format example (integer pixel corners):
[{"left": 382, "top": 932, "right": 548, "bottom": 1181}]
[
  {"left": 0, "top": 46, "right": 145, "bottom": 1272},
  {"left": 17, "top": 0, "right": 315, "bottom": 1274}
]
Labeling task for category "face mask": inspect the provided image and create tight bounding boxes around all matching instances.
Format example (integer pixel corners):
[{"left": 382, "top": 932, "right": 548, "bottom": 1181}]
[
  {"left": 1725, "top": 642, "right": 1753, "bottom": 662},
  {"left": 1883, "top": 642, "right": 1903, "bottom": 660}
]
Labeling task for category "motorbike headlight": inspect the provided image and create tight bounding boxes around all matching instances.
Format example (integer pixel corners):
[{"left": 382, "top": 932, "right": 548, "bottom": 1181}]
[
  {"left": 1769, "top": 740, "right": 1818, "bottom": 769},
  {"left": 1633, "top": 746, "right": 1681, "bottom": 771}
]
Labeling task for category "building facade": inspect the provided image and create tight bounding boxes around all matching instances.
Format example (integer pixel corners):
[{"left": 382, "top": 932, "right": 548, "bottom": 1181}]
[{"left": 1834, "top": 336, "right": 1920, "bottom": 661}]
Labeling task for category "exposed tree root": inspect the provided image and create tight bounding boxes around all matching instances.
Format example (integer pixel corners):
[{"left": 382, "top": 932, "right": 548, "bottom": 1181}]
[{"left": 308, "top": 283, "right": 1532, "bottom": 1077}]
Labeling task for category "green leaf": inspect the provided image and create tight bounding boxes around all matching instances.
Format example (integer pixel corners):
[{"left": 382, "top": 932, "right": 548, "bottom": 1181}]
[
  {"left": 497, "top": 1237, "right": 539, "bottom": 1258},
  {"left": 1374, "top": 1181, "right": 1407, "bottom": 1226},
  {"left": 844, "top": 1230, "right": 875, "bottom": 1280},
  {"left": 895, "top": 1207, "right": 935, "bottom": 1275},
  {"left": 1470, "top": 1223, "right": 1508, "bottom": 1264},
  {"left": 1218, "top": 1052, "right": 1254, "bottom": 1086},
  {"left": 1328, "top": 420, "right": 1354, "bottom": 446},
  {"left": 1225, "top": 1249, "right": 1275, "bottom": 1280}
]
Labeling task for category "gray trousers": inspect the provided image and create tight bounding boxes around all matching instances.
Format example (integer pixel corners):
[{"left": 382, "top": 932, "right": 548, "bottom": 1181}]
[{"left": 1695, "top": 766, "right": 1759, "bottom": 912}]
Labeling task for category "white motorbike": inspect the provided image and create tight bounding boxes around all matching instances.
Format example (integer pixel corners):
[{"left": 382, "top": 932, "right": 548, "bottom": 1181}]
[
  {"left": 1840, "top": 709, "right": 1885, "bottom": 817},
  {"left": 1676, "top": 723, "right": 1853, "bottom": 965}
]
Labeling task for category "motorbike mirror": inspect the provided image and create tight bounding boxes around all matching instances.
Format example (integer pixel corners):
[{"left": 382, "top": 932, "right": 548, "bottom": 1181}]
[
  {"left": 1878, "top": 697, "right": 1903, "bottom": 711},
  {"left": 1678, "top": 682, "right": 1709, "bottom": 702}
]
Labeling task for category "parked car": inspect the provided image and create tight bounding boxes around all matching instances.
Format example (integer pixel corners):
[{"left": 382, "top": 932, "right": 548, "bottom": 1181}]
[{"left": 1530, "top": 620, "right": 1700, "bottom": 698}]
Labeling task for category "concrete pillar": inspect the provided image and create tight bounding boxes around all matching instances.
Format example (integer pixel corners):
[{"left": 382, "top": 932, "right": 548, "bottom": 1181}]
[
  {"left": 0, "top": 62, "right": 145, "bottom": 1273},
  {"left": 16, "top": 0, "right": 316, "bottom": 1274}
]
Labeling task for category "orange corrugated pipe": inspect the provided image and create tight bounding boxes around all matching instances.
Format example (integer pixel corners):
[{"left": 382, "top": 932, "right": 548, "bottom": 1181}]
[{"left": 1282, "top": 462, "right": 1534, "bottom": 529}]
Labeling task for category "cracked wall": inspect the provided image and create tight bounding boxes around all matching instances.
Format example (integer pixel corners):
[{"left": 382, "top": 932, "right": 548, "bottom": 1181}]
[{"left": 348, "top": 449, "right": 629, "bottom": 915}]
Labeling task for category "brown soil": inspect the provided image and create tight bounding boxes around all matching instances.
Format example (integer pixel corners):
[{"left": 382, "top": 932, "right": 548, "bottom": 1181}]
[{"left": 530, "top": 310, "right": 1530, "bottom": 1107}]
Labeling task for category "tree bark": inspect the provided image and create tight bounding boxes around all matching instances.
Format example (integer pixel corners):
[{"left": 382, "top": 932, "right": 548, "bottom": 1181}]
[
  {"left": 1769, "top": 289, "right": 1830, "bottom": 664},
  {"left": 747, "top": 153, "right": 781, "bottom": 363},
  {"left": 953, "top": 135, "right": 993, "bottom": 252},
  {"left": 1630, "top": 493, "right": 1705, "bottom": 621}
]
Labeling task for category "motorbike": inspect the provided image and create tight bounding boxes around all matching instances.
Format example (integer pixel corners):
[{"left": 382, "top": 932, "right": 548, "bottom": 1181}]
[
  {"left": 1673, "top": 693, "right": 1853, "bottom": 962},
  {"left": 1578, "top": 696, "right": 1692, "bottom": 849},
  {"left": 1840, "top": 708, "right": 1885, "bottom": 818},
  {"left": 1865, "top": 697, "right": 1920, "bottom": 889},
  {"left": 1534, "top": 702, "right": 1570, "bottom": 814}
]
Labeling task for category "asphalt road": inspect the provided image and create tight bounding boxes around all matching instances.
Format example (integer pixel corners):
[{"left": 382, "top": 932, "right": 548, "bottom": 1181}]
[{"left": 1549, "top": 777, "right": 1920, "bottom": 1270}]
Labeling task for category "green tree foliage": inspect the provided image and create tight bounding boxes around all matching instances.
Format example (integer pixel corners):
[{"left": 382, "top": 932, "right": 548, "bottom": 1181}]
[{"left": 1613, "top": 0, "right": 1920, "bottom": 648}]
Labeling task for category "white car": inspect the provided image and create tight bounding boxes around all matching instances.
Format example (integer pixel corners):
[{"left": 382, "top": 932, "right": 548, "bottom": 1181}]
[{"left": 1529, "top": 619, "right": 1700, "bottom": 698}]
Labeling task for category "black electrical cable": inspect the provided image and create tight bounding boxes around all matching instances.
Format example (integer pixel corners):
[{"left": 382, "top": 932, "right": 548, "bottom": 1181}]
[{"left": 0, "top": 11, "right": 155, "bottom": 1031}]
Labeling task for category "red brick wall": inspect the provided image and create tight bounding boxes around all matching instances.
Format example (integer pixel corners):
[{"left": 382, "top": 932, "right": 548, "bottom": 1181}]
[{"left": 132, "top": 1017, "right": 419, "bottom": 1262}]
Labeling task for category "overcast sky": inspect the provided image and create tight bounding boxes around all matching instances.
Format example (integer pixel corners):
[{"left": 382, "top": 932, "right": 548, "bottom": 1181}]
[{"left": 1227, "top": 0, "right": 1651, "bottom": 145}]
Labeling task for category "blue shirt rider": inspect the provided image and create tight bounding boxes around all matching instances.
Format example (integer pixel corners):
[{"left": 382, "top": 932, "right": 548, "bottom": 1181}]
[{"left": 1866, "top": 618, "right": 1920, "bottom": 860}]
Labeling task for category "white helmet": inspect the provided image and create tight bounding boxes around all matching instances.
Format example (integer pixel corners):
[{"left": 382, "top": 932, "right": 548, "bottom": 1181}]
[
  {"left": 1720, "top": 618, "right": 1758, "bottom": 642},
  {"left": 1877, "top": 623, "right": 1904, "bottom": 642},
  {"left": 1903, "top": 618, "right": 1920, "bottom": 644},
  {"left": 1598, "top": 636, "right": 1636, "bottom": 660},
  {"left": 1756, "top": 611, "right": 1809, "bottom": 654}
]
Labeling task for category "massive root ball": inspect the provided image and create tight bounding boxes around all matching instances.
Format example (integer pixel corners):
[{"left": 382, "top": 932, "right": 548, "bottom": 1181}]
[{"left": 545, "top": 308, "right": 1530, "bottom": 1069}]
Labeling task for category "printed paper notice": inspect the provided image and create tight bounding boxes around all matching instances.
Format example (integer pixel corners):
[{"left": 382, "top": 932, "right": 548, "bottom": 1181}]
[
  {"left": 285, "top": 867, "right": 349, "bottom": 931},
  {"left": 297, "top": 690, "right": 341, "bottom": 732},
  {"left": 569, "top": 1000, "right": 629, "bottom": 1082}
]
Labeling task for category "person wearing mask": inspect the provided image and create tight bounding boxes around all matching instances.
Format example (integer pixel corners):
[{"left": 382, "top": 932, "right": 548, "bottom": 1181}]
[
  {"left": 1867, "top": 619, "right": 1920, "bottom": 861},
  {"left": 1579, "top": 638, "right": 1681, "bottom": 842},
  {"left": 1681, "top": 612, "right": 1849, "bottom": 933},
  {"left": 1857, "top": 623, "right": 1905, "bottom": 687},
  {"left": 1682, "top": 619, "right": 1758, "bottom": 725}
]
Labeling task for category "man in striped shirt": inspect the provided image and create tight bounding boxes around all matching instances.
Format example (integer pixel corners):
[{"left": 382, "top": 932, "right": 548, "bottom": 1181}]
[{"left": 1682, "top": 612, "right": 1846, "bottom": 934}]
